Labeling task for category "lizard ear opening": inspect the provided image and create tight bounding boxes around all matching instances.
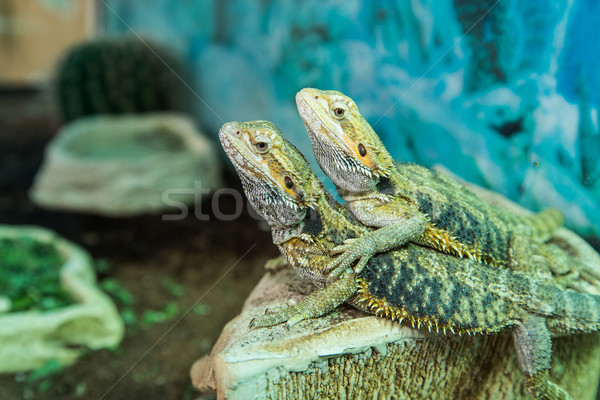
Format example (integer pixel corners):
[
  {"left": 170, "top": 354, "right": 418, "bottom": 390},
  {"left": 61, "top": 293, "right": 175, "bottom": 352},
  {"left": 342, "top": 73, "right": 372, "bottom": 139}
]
[
  {"left": 284, "top": 176, "right": 294, "bottom": 189},
  {"left": 358, "top": 143, "right": 367, "bottom": 157}
]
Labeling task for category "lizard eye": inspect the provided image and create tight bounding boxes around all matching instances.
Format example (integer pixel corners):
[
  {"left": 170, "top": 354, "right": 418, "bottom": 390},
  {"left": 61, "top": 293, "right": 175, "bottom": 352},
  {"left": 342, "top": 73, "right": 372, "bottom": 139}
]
[
  {"left": 358, "top": 143, "right": 367, "bottom": 157},
  {"left": 255, "top": 141, "right": 269, "bottom": 153},
  {"left": 333, "top": 108, "right": 345, "bottom": 118},
  {"left": 284, "top": 176, "right": 294, "bottom": 189},
  {"left": 331, "top": 101, "right": 348, "bottom": 120}
]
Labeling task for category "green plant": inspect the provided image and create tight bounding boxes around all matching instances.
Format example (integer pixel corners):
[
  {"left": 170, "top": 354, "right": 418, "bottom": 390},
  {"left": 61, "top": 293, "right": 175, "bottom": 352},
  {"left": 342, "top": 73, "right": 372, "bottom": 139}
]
[
  {"left": 141, "top": 302, "right": 179, "bottom": 328},
  {"left": 100, "top": 278, "right": 137, "bottom": 326},
  {"left": 161, "top": 277, "right": 184, "bottom": 297},
  {"left": 55, "top": 37, "right": 189, "bottom": 122},
  {"left": 0, "top": 237, "right": 74, "bottom": 312},
  {"left": 24, "top": 360, "right": 65, "bottom": 395}
]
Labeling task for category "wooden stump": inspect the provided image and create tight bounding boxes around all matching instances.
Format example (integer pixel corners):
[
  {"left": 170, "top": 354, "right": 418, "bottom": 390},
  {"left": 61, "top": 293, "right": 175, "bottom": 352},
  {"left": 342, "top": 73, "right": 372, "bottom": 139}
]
[
  {"left": 191, "top": 268, "right": 600, "bottom": 399},
  {"left": 191, "top": 173, "right": 600, "bottom": 399}
]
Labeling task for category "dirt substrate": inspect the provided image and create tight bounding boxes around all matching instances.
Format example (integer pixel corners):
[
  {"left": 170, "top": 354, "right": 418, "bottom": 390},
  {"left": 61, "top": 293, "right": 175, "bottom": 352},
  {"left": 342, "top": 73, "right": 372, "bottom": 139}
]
[{"left": 0, "top": 91, "right": 277, "bottom": 400}]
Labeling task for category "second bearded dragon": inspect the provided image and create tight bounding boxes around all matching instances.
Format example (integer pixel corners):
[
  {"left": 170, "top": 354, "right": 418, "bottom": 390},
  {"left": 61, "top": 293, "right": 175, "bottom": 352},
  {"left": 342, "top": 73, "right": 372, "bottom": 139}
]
[
  {"left": 220, "top": 119, "right": 600, "bottom": 400},
  {"left": 296, "top": 88, "right": 568, "bottom": 279}
]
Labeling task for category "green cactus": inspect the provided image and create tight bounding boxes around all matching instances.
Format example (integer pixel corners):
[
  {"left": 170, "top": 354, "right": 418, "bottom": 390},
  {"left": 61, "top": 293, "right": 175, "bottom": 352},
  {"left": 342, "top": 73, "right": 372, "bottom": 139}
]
[{"left": 55, "top": 37, "right": 189, "bottom": 122}]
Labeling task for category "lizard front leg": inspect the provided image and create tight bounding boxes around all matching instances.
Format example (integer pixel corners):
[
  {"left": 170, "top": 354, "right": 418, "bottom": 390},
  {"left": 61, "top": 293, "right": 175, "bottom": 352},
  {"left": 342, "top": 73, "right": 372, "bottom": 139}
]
[
  {"left": 249, "top": 273, "right": 357, "bottom": 329},
  {"left": 326, "top": 206, "right": 427, "bottom": 280}
]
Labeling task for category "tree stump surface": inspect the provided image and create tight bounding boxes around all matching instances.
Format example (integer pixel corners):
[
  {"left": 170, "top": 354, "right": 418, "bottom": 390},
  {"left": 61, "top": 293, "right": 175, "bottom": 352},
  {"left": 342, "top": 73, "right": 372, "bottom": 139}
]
[
  {"left": 191, "top": 174, "right": 600, "bottom": 399},
  {"left": 191, "top": 267, "right": 600, "bottom": 399}
]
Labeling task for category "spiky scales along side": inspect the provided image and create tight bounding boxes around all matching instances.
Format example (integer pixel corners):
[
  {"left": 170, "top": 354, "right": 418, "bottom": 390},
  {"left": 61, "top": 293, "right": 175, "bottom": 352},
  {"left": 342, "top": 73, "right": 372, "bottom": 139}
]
[{"left": 55, "top": 37, "right": 189, "bottom": 122}]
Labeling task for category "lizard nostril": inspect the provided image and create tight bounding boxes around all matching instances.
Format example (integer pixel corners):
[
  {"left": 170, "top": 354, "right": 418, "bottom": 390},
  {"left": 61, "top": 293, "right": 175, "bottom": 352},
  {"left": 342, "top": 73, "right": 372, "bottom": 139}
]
[
  {"left": 235, "top": 131, "right": 240, "bottom": 136},
  {"left": 314, "top": 96, "right": 319, "bottom": 100}
]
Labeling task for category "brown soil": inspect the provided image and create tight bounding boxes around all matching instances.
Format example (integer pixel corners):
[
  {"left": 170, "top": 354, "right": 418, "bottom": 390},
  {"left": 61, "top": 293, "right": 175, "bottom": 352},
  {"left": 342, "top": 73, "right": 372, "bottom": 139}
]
[{"left": 0, "top": 91, "right": 278, "bottom": 400}]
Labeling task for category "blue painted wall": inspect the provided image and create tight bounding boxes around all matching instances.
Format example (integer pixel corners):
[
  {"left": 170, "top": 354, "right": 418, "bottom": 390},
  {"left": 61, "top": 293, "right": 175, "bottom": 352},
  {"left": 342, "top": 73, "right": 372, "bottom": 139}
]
[{"left": 99, "top": 0, "right": 600, "bottom": 236}]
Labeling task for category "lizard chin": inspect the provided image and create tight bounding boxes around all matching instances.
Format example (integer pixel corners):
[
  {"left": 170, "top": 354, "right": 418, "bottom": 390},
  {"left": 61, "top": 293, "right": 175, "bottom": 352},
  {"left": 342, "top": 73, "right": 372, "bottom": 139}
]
[
  {"left": 238, "top": 172, "right": 306, "bottom": 228},
  {"left": 232, "top": 159, "right": 306, "bottom": 227}
]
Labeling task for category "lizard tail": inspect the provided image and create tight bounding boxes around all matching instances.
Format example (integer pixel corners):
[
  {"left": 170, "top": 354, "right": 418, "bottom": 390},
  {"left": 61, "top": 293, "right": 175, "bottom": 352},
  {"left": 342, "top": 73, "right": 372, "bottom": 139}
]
[
  {"left": 541, "top": 284, "right": 600, "bottom": 335},
  {"left": 525, "top": 208, "right": 563, "bottom": 241}
]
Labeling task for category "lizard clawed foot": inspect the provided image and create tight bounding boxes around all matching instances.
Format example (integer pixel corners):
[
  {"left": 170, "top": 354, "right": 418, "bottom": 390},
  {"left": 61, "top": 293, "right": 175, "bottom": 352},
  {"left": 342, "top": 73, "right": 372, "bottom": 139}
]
[
  {"left": 249, "top": 306, "right": 294, "bottom": 329},
  {"left": 250, "top": 274, "right": 356, "bottom": 330},
  {"left": 326, "top": 237, "right": 377, "bottom": 281},
  {"left": 285, "top": 313, "right": 305, "bottom": 329},
  {"left": 330, "top": 238, "right": 360, "bottom": 255},
  {"left": 249, "top": 300, "right": 300, "bottom": 329},
  {"left": 263, "top": 299, "right": 296, "bottom": 315}
]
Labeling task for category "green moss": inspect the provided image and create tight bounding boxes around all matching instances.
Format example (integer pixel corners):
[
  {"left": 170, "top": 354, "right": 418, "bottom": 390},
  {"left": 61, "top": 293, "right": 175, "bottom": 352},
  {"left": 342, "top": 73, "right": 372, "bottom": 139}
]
[{"left": 0, "top": 237, "right": 75, "bottom": 312}]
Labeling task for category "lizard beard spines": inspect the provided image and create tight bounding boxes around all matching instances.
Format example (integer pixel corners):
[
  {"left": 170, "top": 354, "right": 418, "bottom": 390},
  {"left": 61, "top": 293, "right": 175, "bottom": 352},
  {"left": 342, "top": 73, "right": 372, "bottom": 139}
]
[
  {"left": 308, "top": 128, "right": 377, "bottom": 193},
  {"left": 417, "top": 224, "right": 503, "bottom": 268},
  {"left": 237, "top": 170, "right": 307, "bottom": 230}
]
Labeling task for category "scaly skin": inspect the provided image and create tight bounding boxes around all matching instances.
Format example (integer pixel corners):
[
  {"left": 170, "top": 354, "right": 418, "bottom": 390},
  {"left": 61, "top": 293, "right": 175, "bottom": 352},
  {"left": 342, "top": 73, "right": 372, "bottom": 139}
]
[
  {"left": 295, "top": 88, "right": 566, "bottom": 280},
  {"left": 220, "top": 120, "right": 600, "bottom": 400}
]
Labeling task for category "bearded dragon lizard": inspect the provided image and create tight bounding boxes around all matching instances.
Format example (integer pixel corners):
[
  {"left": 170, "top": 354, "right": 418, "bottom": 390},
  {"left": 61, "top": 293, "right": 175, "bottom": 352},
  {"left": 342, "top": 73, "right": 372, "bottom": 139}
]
[
  {"left": 220, "top": 119, "right": 600, "bottom": 400},
  {"left": 296, "top": 88, "right": 567, "bottom": 280}
]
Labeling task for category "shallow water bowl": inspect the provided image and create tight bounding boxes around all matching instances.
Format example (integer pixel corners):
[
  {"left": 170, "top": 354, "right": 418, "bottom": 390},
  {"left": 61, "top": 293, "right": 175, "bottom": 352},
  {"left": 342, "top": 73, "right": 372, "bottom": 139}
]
[
  {"left": 0, "top": 225, "right": 124, "bottom": 373},
  {"left": 30, "top": 113, "right": 222, "bottom": 216}
]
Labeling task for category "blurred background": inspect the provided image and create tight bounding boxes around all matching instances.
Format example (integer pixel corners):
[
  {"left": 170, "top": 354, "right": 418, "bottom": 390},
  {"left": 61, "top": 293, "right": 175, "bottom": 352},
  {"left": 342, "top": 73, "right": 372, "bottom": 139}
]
[{"left": 0, "top": 0, "right": 599, "bottom": 399}]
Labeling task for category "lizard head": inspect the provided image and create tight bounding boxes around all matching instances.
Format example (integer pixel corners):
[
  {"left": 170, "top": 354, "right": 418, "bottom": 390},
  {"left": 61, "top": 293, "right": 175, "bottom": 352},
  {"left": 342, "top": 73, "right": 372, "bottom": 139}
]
[
  {"left": 296, "top": 88, "right": 394, "bottom": 196},
  {"left": 219, "top": 120, "right": 321, "bottom": 229}
]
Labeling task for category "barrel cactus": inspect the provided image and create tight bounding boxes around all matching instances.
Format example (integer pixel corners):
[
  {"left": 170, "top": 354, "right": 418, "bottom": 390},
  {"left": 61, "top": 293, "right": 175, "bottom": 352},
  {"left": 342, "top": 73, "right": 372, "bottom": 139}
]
[{"left": 55, "top": 37, "right": 189, "bottom": 122}]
